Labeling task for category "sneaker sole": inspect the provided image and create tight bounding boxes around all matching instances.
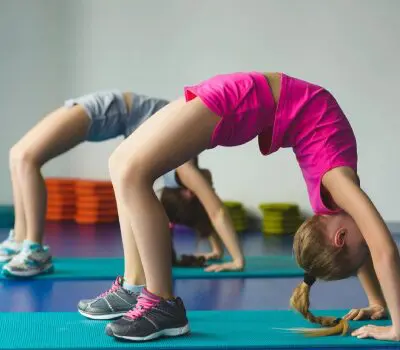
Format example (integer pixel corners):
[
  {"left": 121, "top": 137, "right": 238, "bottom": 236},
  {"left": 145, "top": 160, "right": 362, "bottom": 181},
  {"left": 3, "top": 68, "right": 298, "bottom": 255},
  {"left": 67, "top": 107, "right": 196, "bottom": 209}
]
[
  {"left": 78, "top": 309, "right": 127, "bottom": 320},
  {"left": 2, "top": 262, "right": 54, "bottom": 277},
  {"left": 113, "top": 324, "right": 190, "bottom": 342}
]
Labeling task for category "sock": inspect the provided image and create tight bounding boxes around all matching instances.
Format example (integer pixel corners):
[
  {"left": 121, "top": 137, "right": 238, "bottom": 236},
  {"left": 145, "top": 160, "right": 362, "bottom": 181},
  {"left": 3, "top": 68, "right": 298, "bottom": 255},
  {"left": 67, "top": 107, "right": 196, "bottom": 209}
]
[
  {"left": 142, "top": 288, "right": 162, "bottom": 301},
  {"left": 143, "top": 288, "right": 176, "bottom": 303},
  {"left": 123, "top": 282, "right": 145, "bottom": 294},
  {"left": 22, "top": 240, "right": 42, "bottom": 251}
]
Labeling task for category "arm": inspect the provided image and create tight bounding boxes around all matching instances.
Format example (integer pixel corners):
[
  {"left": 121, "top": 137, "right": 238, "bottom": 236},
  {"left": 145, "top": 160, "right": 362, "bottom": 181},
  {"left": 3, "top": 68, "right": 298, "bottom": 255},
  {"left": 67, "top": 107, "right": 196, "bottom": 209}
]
[
  {"left": 176, "top": 162, "right": 244, "bottom": 268},
  {"left": 208, "top": 232, "right": 224, "bottom": 258},
  {"left": 200, "top": 231, "right": 224, "bottom": 260},
  {"left": 194, "top": 230, "right": 224, "bottom": 260},
  {"left": 323, "top": 167, "right": 400, "bottom": 338},
  {"left": 344, "top": 254, "right": 387, "bottom": 320},
  {"left": 358, "top": 255, "right": 386, "bottom": 308}
]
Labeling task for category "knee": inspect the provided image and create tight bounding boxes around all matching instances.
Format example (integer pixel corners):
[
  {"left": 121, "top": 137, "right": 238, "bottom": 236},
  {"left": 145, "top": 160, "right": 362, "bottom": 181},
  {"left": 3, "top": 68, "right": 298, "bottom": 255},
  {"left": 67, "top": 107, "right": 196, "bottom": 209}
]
[
  {"left": 9, "top": 145, "right": 38, "bottom": 171},
  {"left": 108, "top": 150, "right": 143, "bottom": 187},
  {"left": 108, "top": 149, "right": 157, "bottom": 191}
]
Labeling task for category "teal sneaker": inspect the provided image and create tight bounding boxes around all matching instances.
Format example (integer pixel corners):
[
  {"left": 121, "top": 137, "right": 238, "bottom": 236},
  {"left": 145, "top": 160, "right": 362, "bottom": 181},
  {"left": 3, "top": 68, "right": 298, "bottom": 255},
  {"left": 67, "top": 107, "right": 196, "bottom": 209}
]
[
  {"left": 2, "top": 241, "right": 53, "bottom": 277},
  {"left": 0, "top": 230, "right": 22, "bottom": 263}
]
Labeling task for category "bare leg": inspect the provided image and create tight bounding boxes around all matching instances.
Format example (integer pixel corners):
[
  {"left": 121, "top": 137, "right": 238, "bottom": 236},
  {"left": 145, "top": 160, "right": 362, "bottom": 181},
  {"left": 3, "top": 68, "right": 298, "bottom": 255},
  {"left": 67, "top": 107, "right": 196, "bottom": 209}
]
[
  {"left": 9, "top": 160, "right": 26, "bottom": 242},
  {"left": 118, "top": 204, "right": 146, "bottom": 285},
  {"left": 9, "top": 106, "right": 91, "bottom": 244},
  {"left": 109, "top": 97, "right": 220, "bottom": 299},
  {"left": 115, "top": 93, "right": 146, "bottom": 285}
]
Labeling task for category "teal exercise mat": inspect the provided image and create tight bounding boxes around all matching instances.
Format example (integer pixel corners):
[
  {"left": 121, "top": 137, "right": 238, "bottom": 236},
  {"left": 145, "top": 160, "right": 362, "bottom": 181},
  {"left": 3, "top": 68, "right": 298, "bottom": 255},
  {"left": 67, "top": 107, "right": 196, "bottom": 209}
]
[
  {"left": 0, "top": 205, "right": 14, "bottom": 228},
  {"left": 0, "top": 255, "right": 303, "bottom": 280},
  {"left": 0, "top": 310, "right": 395, "bottom": 349}
]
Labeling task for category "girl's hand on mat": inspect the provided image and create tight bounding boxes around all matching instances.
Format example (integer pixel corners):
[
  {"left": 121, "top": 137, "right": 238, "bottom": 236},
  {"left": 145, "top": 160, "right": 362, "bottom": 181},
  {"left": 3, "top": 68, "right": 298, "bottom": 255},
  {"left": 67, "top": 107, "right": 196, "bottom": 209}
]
[
  {"left": 204, "top": 260, "right": 244, "bottom": 272},
  {"left": 344, "top": 304, "right": 388, "bottom": 321},
  {"left": 352, "top": 325, "right": 400, "bottom": 341},
  {"left": 196, "top": 251, "right": 223, "bottom": 261}
]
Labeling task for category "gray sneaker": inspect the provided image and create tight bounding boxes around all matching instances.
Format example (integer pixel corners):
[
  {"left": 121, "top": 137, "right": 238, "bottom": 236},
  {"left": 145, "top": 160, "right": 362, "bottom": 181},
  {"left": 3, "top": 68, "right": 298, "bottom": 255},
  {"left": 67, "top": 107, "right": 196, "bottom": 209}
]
[
  {"left": 78, "top": 277, "right": 139, "bottom": 320},
  {"left": 106, "top": 288, "right": 190, "bottom": 341}
]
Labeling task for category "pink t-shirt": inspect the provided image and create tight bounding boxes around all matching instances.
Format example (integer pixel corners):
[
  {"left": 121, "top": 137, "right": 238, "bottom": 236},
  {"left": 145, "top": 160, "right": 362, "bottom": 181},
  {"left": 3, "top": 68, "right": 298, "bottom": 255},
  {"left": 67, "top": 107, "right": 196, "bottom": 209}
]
[
  {"left": 185, "top": 72, "right": 357, "bottom": 215},
  {"left": 259, "top": 74, "right": 358, "bottom": 214}
]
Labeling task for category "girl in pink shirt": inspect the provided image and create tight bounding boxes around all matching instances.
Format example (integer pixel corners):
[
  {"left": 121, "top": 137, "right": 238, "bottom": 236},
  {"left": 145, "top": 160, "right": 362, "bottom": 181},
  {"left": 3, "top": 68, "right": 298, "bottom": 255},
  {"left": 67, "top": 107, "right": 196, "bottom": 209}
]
[{"left": 106, "top": 72, "right": 399, "bottom": 343}]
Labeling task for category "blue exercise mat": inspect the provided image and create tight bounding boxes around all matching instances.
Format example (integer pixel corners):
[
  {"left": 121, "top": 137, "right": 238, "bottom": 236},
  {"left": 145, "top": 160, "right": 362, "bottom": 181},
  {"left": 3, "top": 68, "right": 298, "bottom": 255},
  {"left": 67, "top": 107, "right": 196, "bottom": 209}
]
[
  {"left": 0, "top": 310, "right": 396, "bottom": 349},
  {"left": 0, "top": 255, "right": 304, "bottom": 280}
]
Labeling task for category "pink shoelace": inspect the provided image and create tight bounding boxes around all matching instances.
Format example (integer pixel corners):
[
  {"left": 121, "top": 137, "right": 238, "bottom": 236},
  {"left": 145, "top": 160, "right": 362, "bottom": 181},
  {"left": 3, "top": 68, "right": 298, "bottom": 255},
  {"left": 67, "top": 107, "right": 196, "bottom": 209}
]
[
  {"left": 98, "top": 277, "right": 122, "bottom": 298},
  {"left": 125, "top": 292, "right": 159, "bottom": 320}
]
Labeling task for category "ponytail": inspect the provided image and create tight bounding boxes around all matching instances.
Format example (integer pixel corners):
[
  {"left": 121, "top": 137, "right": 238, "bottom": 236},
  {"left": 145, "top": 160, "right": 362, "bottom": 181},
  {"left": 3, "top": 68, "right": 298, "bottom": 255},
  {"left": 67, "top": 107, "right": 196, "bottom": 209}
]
[{"left": 290, "top": 274, "right": 349, "bottom": 337}]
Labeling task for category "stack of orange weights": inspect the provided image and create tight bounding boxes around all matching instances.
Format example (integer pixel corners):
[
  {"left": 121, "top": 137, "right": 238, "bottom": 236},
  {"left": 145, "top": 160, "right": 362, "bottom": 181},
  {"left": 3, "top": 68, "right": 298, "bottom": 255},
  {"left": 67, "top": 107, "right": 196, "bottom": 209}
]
[
  {"left": 46, "top": 178, "right": 76, "bottom": 221},
  {"left": 45, "top": 178, "right": 118, "bottom": 224},
  {"left": 75, "top": 180, "right": 117, "bottom": 224}
]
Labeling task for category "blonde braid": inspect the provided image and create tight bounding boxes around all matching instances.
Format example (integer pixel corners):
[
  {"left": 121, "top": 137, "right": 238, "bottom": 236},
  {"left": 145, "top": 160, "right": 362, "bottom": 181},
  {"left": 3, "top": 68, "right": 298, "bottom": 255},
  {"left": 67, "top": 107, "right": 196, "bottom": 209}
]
[{"left": 290, "top": 278, "right": 349, "bottom": 337}]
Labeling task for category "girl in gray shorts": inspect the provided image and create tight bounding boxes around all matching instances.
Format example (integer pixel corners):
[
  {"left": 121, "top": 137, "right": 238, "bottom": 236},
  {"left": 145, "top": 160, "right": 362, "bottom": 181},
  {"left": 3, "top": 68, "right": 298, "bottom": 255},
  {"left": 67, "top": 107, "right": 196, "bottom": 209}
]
[{"left": 1, "top": 91, "right": 243, "bottom": 282}]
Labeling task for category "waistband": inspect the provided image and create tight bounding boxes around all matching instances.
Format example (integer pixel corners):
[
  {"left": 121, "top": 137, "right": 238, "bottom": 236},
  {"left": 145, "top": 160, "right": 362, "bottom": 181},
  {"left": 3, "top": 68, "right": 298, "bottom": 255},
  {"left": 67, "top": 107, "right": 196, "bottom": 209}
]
[
  {"left": 251, "top": 72, "right": 277, "bottom": 124},
  {"left": 254, "top": 72, "right": 278, "bottom": 155},
  {"left": 267, "top": 73, "right": 287, "bottom": 154}
]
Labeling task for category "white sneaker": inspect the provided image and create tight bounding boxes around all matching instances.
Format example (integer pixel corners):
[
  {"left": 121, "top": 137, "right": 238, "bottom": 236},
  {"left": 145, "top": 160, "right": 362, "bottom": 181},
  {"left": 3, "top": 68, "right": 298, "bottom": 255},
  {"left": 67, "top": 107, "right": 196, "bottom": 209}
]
[
  {"left": 2, "top": 241, "right": 53, "bottom": 277},
  {"left": 0, "top": 230, "right": 23, "bottom": 263}
]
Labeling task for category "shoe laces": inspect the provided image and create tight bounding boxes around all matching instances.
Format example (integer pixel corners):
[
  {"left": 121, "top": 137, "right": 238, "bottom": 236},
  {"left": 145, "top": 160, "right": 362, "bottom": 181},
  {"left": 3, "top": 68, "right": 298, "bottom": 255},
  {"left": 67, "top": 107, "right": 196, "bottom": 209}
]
[
  {"left": 9, "top": 249, "right": 31, "bottom": 266},
  {"left": 125, "top": 293, "right": 159, "bottom": 319},
  {"left": 8, "top": 244, "right": 48, "bottom": 267},
  {"left": 98, "top": 277, "right": 123, "bottom": 298}
]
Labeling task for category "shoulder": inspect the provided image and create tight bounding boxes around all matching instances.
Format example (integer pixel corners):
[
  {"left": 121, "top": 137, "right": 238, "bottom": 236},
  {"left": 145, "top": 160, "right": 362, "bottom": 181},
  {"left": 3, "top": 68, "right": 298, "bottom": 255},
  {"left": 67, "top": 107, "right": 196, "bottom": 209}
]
[{"left": 322, "top": 166, "right": 359, "bottom": 189}]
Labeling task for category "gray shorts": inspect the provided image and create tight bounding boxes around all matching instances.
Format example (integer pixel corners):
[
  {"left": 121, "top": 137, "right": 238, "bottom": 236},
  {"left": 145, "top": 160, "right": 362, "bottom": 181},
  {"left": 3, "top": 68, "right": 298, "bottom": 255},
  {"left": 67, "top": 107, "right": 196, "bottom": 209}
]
[
  {"left": 65, "top": 91, "right": 180, "bottom": 188},
  {"left": 65, "top": 91, "right": 169, "bottom": 141},
  {"left": 163, "top": 169, "right": 181, "bottom": 188}
]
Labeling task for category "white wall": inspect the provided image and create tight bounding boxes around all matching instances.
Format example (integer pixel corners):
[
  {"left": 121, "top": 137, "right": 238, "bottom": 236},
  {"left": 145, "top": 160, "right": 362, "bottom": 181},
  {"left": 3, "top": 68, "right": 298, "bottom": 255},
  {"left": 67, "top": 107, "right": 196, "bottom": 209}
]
[
  {"left": 0, "top": 0, "right": 74, "bottom": 203},
  {"left": 1, "top": 0, "right": 400, "bottom": 221}
]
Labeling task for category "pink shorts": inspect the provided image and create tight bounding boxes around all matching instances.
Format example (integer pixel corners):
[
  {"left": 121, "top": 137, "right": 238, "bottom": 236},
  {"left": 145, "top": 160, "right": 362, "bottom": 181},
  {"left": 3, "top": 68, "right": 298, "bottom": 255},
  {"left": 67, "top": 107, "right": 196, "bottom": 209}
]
[{"left": 184, "top": 72, "right": 276, "bottom": 148}]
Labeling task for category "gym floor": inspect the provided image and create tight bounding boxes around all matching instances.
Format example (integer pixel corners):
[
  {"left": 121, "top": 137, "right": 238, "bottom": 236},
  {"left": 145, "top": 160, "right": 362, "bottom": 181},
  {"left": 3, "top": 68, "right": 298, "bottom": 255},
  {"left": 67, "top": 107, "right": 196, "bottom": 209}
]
[{"left": 2, "top": 223, "right": 397, "bottom": 314}]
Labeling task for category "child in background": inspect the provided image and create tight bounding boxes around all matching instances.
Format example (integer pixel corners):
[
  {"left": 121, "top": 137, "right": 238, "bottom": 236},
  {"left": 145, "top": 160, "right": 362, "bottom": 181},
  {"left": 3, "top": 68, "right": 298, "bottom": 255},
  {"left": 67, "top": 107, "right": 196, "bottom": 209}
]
[
  {"left": 2, "top": 91, "right": 243, "bottom": 279},
  {"left": 162, "top": 170, "right": 227, "bottom": 267}
]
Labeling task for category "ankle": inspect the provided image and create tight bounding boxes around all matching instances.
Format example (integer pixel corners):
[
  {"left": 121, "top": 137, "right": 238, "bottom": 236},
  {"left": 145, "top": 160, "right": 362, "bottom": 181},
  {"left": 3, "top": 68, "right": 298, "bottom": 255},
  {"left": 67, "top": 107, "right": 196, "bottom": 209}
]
[
  {"left": 11, "top": 237, "right": 24, "bottom": 244},
  {"left": 24, "top": 238, "right": 42, "bottom": 245},
  {"left": 124, "top": 276, "right": 146, "bottom": 286},
  {"left": 22, "top": 240, "right": 42, "bottom": 250},
  {"left": 10, "top": 229, "right": 25, "bottom": 243},
  {"left": 145, "top": 288, "right": 174, "bottom": 301},
  {"left": 123, "top": 281, "right": 145, "bottom": 294}
]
